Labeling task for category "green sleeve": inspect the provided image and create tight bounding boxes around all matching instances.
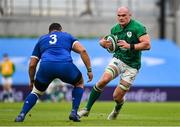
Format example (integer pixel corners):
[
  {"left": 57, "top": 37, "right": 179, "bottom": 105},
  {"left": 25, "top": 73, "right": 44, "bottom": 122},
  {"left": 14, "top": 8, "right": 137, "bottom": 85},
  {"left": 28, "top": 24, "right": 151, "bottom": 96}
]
[{"left": 136, "top": 26, "right": 147, "bottom": 38}]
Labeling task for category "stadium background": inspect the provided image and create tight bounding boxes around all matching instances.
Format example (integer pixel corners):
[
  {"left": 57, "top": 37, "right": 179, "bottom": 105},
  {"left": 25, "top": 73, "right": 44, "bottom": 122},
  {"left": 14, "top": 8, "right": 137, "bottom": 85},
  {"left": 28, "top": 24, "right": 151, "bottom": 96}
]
[{"left": 0, "top": 0, "right": 180, "bottom": 102}]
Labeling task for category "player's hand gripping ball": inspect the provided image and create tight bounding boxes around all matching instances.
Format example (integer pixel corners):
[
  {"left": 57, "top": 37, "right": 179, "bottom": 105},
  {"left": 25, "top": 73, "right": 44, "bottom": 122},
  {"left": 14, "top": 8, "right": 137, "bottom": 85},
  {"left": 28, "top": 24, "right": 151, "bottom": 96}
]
[{"left": 105, "top": 34, "right": 118, "bottom": 53}]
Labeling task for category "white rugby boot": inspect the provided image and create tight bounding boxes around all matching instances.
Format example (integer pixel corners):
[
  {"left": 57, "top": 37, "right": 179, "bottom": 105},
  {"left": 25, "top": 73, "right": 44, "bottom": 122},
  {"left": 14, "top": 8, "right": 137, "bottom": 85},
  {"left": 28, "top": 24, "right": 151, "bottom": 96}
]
[
  {"left": 107, "top": 108, "right": 119, "bottom": 120},
  {"left": 77, "top": 108, "right": 90, "bottom": 118}
]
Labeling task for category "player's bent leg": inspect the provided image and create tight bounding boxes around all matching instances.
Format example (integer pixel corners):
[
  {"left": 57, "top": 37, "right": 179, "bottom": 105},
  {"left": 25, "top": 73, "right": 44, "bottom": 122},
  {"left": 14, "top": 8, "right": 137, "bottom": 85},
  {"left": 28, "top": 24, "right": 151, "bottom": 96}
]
[
  {"left": 15, "top": 92, "right": 40, "bottom": 122},
  {"left": 78, "top": 72, "right": 112, "bottom": 118},
  {"left": 107, "top": 80, "right": 130, "bottom": 120},
  {"left": 78, "top": 59, "right": 119, "bottom": 118},
  {"left": 107, "top": 99, "right": 124, "bottom": 120},
  {"left": 15, "top": 81, "right": 47, "bottom": 122},
  {"left": 69, "top": 86, "right": 83, "bottom": 122},
  {"left": 69, "top": 77, "right": 84, "bottom": 122},
  {"left": 2, "top": 83, "right": 9, "bottom": 102},
  {"left": 78, "top": 84, "right": 103, "bottom": 118}
]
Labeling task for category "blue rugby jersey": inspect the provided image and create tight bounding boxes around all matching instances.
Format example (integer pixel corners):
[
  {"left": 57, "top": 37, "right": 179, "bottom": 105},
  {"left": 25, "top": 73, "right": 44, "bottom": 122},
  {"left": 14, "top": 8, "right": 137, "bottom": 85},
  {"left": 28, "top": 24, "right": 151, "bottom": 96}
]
[{"left": 31, "top": 31, "right": 77, "bottom": 62}]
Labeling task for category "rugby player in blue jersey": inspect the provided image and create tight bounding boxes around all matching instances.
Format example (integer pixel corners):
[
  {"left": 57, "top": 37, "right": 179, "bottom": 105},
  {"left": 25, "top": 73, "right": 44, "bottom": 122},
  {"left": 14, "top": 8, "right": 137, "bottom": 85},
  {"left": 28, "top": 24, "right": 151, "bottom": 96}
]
[{"left": 15, "top": 23, "right": 93, "bottom": 122}]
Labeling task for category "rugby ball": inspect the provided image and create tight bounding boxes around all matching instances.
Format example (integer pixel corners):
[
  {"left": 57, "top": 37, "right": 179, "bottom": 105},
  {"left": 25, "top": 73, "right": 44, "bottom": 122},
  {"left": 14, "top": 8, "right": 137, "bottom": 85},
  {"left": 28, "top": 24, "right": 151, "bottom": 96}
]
[{"left": 105, "top": 34, "right": 118, "bottom": 53}]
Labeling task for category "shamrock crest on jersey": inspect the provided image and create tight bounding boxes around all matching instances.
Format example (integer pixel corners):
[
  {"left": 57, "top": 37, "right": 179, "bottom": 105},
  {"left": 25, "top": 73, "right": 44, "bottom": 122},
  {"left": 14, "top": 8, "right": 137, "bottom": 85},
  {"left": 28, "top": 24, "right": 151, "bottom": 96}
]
[{"left": 127, "top": 31, "right": 132, "bottom": 38}]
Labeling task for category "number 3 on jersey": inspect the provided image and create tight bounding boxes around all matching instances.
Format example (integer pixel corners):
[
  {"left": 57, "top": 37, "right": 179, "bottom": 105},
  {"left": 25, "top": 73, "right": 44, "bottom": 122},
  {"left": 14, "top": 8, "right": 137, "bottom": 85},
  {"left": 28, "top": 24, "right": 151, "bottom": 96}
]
[{"left": 49, "top": 34, "right": 57, "bottom": 44}]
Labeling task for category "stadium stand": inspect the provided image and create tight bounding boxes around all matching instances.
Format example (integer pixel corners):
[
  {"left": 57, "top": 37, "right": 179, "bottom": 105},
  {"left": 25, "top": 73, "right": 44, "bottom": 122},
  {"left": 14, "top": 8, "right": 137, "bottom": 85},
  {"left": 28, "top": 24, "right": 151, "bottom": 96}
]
[{"left": 0, "top": 0, "right": 180, "bottom": 43}]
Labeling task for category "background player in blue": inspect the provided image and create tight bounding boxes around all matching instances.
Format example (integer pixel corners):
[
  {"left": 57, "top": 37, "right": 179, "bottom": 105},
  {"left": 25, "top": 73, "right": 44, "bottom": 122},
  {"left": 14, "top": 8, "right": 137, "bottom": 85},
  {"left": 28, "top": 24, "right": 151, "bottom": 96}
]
[{"left": 15, "top": 23, "right": 93, "bottom": 122}]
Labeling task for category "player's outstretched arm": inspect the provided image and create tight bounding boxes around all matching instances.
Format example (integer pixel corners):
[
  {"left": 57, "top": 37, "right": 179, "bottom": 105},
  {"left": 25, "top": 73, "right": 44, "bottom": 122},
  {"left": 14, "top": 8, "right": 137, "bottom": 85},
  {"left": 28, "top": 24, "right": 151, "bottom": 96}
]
[{"left": 72, "top": 41, "right": 93, "bottom": 82}]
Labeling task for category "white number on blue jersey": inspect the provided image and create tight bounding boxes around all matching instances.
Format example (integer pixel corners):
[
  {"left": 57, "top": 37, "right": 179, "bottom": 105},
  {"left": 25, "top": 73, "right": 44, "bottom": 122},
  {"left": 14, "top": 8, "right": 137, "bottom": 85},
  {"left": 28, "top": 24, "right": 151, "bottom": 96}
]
[{"left": 49, "top": 34, "right": 57, "bottom": 44}]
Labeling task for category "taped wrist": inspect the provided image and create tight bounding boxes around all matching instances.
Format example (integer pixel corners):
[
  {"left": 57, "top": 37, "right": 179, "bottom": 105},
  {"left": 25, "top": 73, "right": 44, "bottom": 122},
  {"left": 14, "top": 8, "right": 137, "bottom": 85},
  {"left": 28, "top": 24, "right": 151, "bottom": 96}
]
[
  {"left": 87, "top": 67, "right": 92, "bottom": 72},
  {"left": 130, "top": 44, "right": 135, "bottom": 51}
]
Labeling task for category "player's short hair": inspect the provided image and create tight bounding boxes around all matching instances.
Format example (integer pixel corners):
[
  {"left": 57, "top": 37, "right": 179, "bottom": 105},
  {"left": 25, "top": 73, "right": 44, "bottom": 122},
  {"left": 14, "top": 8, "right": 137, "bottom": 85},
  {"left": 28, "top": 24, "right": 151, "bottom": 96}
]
[{"left": 49, "top": 23, "right": 62, "bottom": 33}]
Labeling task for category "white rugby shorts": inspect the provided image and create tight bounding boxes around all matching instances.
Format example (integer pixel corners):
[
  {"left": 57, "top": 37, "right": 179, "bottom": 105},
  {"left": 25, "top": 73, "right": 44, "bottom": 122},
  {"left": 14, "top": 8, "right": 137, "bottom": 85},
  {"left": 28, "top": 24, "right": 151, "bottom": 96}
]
[
  {"left": 105, "top": 57, "right": 138, "bottom": 84},
  {"left": 1, "top": 77, "right": 13, "bottom": 85}
]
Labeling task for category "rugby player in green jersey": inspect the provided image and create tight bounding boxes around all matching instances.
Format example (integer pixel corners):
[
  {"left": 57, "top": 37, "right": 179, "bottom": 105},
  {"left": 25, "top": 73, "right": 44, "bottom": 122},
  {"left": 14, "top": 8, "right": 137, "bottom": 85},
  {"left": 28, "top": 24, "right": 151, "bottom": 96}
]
[{"left": 78, "top": 6, "right": 151, "bottom": 120}]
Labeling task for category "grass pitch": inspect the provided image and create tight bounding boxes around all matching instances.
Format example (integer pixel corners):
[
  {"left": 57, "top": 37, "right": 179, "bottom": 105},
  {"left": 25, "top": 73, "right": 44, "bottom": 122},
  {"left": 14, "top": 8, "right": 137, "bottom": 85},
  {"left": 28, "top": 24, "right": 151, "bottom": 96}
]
[{"left": 0, "top": 101, "right": 180, "bottom": 126}]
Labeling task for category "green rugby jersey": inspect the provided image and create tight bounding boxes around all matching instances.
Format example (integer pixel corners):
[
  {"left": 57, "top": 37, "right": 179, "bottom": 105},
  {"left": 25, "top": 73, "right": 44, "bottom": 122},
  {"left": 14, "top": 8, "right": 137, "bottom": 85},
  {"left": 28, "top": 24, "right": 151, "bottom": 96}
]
[{"left": 111, "top": 19, "right": 147, "bottom": 69}]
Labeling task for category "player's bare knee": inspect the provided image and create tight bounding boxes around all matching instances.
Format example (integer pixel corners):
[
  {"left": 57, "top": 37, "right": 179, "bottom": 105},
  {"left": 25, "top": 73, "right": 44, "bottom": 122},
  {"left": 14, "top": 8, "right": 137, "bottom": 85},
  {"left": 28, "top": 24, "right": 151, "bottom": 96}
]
[
  {"left": 74, "top": 82, "right": 84, "bottom": 88},
  {"left": 96, "top": 81, "right": 106, "bottom": 89},
  {"left": 99, "top": 76, "right": 111, "bottom": 85},
  {"left": 74, "top": 77, "right": 84, "bottom": 88},
  {"left": 75, "top": 83, "right": 84, "bottom": 89}
]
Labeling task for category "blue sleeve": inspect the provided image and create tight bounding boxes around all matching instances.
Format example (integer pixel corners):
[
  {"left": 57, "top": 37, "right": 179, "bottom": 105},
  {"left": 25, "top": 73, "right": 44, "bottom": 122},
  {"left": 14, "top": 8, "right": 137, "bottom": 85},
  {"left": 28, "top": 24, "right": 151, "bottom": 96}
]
[
  {"left": 31, "top": 42, "right": 41, "bottom": 59},
  {"left": 70, "top": 34, "right": 78, "bottom": 43}
]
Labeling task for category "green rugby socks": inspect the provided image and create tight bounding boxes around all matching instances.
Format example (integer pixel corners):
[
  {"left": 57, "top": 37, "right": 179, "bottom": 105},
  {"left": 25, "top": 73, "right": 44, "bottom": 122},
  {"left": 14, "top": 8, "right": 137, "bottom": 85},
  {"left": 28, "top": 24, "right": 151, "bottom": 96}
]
[
  {"left": 115, "top": 100, "right": 124, "bottom": 112},
  {"left": 85, "top": 85, "right": 102, "bottom": 111}
]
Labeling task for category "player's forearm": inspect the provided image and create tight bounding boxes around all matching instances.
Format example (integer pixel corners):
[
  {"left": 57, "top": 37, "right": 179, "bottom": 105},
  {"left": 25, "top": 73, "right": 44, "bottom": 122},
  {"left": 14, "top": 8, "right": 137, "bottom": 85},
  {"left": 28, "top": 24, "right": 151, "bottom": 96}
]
[
  {"left": 80, "top": 50, "right": 92, "bottom": 72},
  {"left": 134, "top": 34, "right": 151, "bottom": 51},
  {"left": 28, "top": 58, "right": 39, "bottom": 83},
  {"left": 134, "top": 41, "right": 151, "bottom": 51},
  {"left": 28, "top": 66, "right": 36, "bottom": 83}
]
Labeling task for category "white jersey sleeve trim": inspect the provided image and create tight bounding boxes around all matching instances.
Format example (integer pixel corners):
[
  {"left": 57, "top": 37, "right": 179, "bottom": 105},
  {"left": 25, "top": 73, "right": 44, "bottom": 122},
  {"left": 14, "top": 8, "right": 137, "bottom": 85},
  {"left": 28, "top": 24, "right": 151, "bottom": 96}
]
[
  {"left": 31, "top": 56, "right": 39, "bottom": 60},
  {"left": 72, "top": 41, "right": 79, "bottom": 48}
]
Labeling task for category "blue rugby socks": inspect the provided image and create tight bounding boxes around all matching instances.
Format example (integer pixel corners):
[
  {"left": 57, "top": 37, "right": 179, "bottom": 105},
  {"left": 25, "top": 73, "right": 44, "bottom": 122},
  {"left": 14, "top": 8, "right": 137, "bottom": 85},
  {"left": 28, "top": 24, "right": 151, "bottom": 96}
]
[
  {"left": 71, "top": 87, "right": 83, "bottom": 114},
  {"left": 20, "top": 93, "right": 38, "bottom": 116}
]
